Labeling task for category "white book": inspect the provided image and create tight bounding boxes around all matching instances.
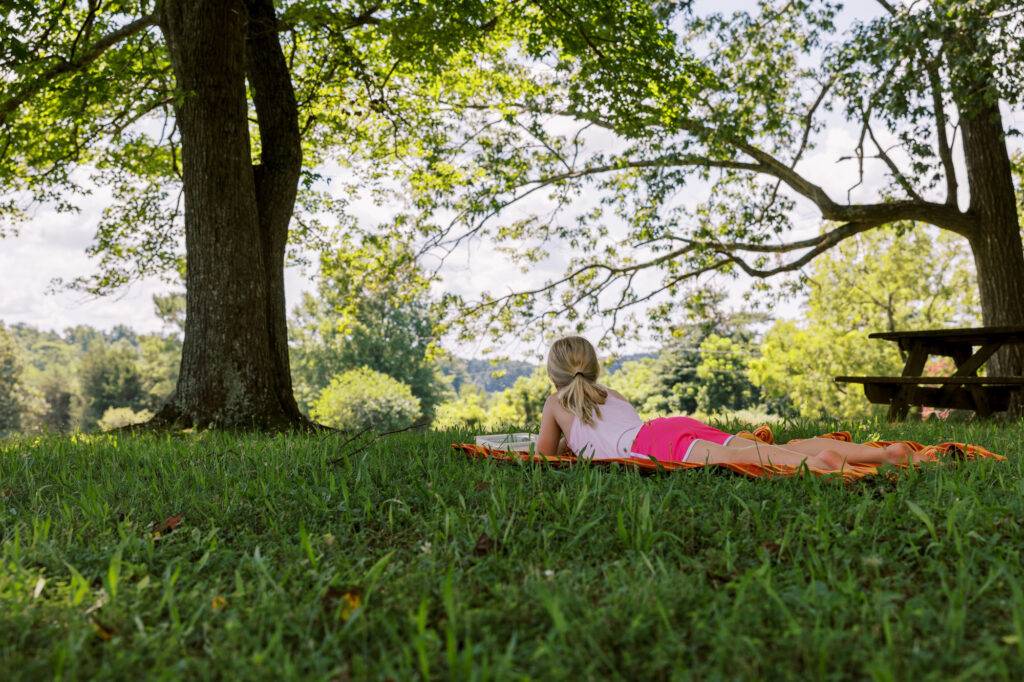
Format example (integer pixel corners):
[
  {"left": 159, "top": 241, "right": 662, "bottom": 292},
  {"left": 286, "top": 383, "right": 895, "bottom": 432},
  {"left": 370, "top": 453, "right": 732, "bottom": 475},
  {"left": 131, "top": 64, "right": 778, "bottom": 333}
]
[{"left": 474, "top": 433, "right": 538, "bottom": 452}]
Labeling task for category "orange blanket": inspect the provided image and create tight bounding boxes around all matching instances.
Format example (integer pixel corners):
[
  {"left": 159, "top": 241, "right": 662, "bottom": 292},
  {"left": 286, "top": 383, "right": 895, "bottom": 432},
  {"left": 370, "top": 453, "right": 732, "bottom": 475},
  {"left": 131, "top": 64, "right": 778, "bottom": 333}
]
[{"left": 452, "top": 425, "right": 1005, "bottom": 481}]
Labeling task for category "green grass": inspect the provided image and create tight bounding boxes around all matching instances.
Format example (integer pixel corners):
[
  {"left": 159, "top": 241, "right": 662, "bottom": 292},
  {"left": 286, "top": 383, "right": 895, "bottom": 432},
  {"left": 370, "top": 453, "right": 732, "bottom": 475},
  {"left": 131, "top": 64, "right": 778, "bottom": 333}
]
[{"left": 3, "top": 419, "right": 1024, "bottom": 680}]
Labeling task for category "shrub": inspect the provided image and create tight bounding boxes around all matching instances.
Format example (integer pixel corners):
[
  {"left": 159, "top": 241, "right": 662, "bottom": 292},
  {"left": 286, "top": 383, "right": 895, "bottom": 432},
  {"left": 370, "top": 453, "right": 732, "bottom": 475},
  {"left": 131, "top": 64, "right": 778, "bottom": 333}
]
[
  {"left": 310, "top": 367, "right": 421, "bottom": 433},
  {"left": 97, "top": 407, "right": 154, "bottom": 432},
  {"left": 434, "top": 385, "right": 489, "bottom": 431}
]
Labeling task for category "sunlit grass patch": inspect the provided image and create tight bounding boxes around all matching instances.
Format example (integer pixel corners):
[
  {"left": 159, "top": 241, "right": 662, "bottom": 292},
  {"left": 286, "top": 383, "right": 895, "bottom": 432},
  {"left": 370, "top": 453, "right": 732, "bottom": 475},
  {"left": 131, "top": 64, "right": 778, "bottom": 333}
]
[{"left": 2, "top": 421, "right": 1024, "bottom": 679}]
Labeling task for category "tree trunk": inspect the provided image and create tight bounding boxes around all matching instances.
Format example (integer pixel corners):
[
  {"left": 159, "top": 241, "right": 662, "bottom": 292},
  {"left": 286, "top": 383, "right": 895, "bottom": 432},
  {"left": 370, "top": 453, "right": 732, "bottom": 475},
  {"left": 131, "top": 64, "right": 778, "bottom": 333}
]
[
  {"left": 245, "top": 0, "right": 305, "bottom": 421},
  {"left": 960, "top": 98, "right": 1024, "bottom": 384},
  {"left": 157, "top": 0, "right": 304, "bottom": 429}
]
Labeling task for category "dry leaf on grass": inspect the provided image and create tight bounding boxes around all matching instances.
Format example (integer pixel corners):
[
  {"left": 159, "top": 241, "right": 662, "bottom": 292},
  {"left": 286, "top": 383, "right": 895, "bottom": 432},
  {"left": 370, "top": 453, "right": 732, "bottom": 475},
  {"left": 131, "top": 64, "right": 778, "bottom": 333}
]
[
  {"left": 91, "top": 617, "right": 115, "bottom": 641},
  {"left": 323, "top": 586, "right": 363, "bottom": 621},
  {"left": 473, "top": 532, "right": 496, "bottom": 556},
  {"left": 151, "top": 514, "right": 183, "bottom": 539},
  {"left": 211, "top": 595, "right": 228, "bottom": 611}
]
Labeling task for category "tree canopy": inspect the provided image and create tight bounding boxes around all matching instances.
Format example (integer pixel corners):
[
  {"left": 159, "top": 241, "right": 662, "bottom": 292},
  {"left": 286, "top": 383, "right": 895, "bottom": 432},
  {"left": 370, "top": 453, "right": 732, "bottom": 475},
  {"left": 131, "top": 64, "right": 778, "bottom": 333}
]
[
  {"left": 289, "top": 236, "right": 447, "bottom": 416},
  {"left": 359, "top": 0, "right": 1023, "bottom": 361},
  {"left": 750, "top": 225, "right": 979, "bottom": 419}
]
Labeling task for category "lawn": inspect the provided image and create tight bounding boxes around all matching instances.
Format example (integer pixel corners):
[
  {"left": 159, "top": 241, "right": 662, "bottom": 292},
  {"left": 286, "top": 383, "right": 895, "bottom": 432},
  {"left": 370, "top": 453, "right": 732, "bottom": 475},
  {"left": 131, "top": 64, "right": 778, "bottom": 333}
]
[{"left": 3, "top": 419, "right": 1024, "bottom": 680}]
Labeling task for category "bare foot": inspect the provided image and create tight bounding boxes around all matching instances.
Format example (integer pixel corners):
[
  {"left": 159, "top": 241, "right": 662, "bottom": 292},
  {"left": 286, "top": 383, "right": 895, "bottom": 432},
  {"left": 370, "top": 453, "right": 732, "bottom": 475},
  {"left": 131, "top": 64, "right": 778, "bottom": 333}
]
[{"left": 884, "top": 442, "right": 915, "bottom": 465}]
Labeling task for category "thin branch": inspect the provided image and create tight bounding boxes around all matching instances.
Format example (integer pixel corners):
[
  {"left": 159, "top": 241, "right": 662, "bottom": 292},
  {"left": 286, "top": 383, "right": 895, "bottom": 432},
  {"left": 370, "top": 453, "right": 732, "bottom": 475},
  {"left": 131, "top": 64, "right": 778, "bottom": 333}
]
[
  {"left": 791, "top": 77, "right": 834, "bottom": 168},
  {"left": 874, "top": 0, "right": 899, "bottom": 15},
  {"left": 866, "top": 122, "right": 924, "bottom": 202},
  {"left": 926, "top": 61, "right": 958, "bottom": 205},
  {"left": 0, "top": 14, "right": 157, "bottom": 126},
  {"left": 461, "top": 245, "right": 696, "bottom": 316},
  {"left": 720, "top": 220, "right": 877, "bottom": 277}
]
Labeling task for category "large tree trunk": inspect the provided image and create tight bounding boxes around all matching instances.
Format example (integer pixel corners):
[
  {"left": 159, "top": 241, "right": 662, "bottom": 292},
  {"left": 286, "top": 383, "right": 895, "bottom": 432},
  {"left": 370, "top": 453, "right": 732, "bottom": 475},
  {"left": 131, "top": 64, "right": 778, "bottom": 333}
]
[
  {"left": 960, "top": 98, "right": 1024, "bottom": 384},
  {"left": 245, "top": 0, "right": 305, "bottom": 421},
  {"left": 157, "top": 0, "right": 305, "bottom": 429}
]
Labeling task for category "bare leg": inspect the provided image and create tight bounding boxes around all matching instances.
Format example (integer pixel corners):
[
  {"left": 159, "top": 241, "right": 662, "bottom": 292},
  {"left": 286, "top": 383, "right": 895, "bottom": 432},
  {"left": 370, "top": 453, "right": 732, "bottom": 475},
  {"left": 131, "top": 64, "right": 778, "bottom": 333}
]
[
  {"left": 729, "top": 436, "right": 919, "bottom": 465},
  {"left": 686, "top": 439, "right": 844, "bottom": 471},
  {"left": 779, "top": 437, "right": 918, "bottom": 465}
]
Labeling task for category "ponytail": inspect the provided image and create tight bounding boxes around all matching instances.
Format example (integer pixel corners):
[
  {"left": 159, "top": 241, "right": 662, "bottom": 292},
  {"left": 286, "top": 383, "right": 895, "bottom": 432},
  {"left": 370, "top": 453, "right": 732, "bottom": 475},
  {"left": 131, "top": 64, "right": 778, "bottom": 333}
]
[
  {"left": 557, "top": 374, "right": 608, "bottom": 426},
  {"left": 547, "top": 336, "right": 607, "bottom": 426}
]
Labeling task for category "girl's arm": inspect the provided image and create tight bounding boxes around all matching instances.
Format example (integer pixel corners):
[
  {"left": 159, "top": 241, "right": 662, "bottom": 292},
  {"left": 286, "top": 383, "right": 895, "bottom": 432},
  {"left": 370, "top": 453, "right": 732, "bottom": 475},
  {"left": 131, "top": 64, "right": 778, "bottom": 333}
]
[{"left": 535, "top": 396, "right": 568, "bottom": 456}]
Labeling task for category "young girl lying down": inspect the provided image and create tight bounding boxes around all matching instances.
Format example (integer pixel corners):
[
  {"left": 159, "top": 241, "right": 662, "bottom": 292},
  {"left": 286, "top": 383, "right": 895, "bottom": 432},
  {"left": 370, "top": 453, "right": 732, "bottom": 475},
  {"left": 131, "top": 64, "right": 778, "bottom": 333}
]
[{"left": 536, "top": 336, "right": 923, "bottom": 471}]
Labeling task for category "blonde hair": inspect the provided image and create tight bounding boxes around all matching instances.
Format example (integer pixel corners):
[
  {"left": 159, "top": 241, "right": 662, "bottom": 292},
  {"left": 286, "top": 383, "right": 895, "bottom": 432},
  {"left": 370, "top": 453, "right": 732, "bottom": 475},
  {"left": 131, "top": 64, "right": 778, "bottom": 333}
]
[{"left": 547, "top": 336, "right": 608, "bottom": 426}]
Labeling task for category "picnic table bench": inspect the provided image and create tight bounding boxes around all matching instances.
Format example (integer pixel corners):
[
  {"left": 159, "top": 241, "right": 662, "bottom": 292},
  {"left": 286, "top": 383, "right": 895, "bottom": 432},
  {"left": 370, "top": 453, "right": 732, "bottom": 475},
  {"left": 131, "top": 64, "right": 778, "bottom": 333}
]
[{"left": 835, "top": 326, "right": 1024, "bottom": 420}]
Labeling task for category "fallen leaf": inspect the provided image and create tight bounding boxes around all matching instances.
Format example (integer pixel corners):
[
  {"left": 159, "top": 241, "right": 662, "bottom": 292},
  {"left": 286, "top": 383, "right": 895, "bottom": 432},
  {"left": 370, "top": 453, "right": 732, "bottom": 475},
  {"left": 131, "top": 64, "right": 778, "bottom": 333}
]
[
  {"left": 473, "top": 532, "right": 496, "bottom": 556},
  {"left": 323, "top": 586, "right": 363, "bottom": 621},
  {"left": 211, "top": 595, "right": 228, "bottom": 611},
  {"left": 152, "top": 514, "right": 183, "bottom": 539},
  {"left": 474, "top": 481, "right": 490, "bottom": 492},
  {"left": 32, "top": 576, "right": 46, "bottom": 599},
  {"left": 91, "top": 617, "right": 115, "bottom": 641},
  {"left": 761, "top": 541, "right": 781, "bottom": 555},
  {"left": 706, "top": 571, "right": 735, "bottom": 586}
]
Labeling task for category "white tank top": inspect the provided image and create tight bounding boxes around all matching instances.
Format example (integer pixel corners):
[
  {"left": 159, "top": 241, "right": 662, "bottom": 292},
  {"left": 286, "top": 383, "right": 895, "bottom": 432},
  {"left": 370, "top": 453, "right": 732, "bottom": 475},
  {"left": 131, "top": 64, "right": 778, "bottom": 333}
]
[{"left": 567, "top": 395, "right": 644, "bottom": 459}]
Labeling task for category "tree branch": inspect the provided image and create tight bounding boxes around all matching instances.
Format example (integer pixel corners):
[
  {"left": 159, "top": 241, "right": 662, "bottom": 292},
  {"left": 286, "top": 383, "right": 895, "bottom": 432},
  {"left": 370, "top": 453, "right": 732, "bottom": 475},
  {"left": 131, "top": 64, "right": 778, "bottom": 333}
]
[
  {"left": 0, "top": 14, "right": 157, "bottom": 127},
  {"left": 926, "top": 61, "right": 958, "bottom": 206},
  {"left": 719, "top": 221, "right": 874, "bottom": 278},
  {"left": 866, "top": 122, "right": 924, "bottom": 202}
]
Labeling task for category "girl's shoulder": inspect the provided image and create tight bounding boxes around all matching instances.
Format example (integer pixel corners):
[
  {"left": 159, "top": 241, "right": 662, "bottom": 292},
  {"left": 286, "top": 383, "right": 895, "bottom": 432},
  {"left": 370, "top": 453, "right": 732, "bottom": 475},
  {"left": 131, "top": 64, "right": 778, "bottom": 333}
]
[
  {"left": 543, "top": 392, "right": 569, "bottom": 415},
  {"left": 603, "top": 387, "right": 630, "bottom": 404}
]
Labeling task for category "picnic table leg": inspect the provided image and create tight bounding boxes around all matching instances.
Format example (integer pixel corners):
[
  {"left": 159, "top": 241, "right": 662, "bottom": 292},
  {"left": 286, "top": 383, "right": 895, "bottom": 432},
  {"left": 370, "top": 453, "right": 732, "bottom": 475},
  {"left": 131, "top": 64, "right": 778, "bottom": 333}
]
[
  {"left": 949, "top": 343, "right": 1000, "bottom": 419},
  {"left": 889, "top": 344, "right": 928, "bottom": 421}
]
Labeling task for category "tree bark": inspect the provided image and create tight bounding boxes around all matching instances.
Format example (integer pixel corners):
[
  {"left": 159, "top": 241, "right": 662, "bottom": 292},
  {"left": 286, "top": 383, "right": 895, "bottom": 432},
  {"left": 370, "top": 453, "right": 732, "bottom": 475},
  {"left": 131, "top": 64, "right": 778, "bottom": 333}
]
[
  {"left": 960, "top": 98, "right": 1024, "bottom": 383},
  {"left": 245, "top": 0, "right": 305, "bottom": 421},
  {"left": 157, "top": 0, "right": 305, "bottom": 429}
]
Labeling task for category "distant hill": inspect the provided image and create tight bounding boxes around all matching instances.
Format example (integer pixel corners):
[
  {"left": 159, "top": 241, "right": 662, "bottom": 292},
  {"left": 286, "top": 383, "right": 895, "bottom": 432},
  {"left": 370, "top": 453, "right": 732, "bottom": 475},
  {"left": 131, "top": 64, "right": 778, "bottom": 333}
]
[
  {"left": 440, "top": 357, "right": 537, "bottom": 393},
  {"left": 604, "top": 351, "right": 657, "bottom": 375},
  {"left": 441, "top": 351, "right": 657, "bottom": 394}
]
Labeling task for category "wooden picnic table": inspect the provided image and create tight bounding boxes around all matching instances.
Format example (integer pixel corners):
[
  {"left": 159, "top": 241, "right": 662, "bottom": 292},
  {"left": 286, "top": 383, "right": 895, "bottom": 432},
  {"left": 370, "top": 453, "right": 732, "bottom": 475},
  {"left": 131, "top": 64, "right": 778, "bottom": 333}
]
[{"left": 835, "top": 326, "right": 1024, "bottom": 420}]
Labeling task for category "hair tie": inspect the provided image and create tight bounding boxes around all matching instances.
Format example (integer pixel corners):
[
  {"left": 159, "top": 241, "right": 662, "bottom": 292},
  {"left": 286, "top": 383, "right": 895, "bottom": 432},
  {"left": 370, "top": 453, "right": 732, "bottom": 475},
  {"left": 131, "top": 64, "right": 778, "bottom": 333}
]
[{"left": 574, "top": 371, "right": 585, "bottom": 378}]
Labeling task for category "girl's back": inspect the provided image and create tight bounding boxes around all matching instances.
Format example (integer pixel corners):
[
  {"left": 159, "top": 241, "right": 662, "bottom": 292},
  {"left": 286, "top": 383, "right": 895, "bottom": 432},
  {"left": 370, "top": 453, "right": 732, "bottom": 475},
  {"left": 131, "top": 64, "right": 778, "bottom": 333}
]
[{"left": 565, "top": 392, "right": 643, "bottom": 458}]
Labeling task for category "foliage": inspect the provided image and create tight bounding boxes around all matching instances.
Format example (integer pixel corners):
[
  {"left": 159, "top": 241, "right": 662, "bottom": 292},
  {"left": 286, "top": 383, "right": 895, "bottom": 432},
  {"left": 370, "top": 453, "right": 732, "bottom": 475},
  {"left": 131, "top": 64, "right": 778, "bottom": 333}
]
[
  {"left": 136, "top": 335, "right": 181, "bottom": 411},
  {"left": 2, "top": 320, "right": 180, "bottom": 433},
  {"left": 638, "top": 336, "right": 702, "bottom": 417},
  {"left": 694, "top": 334, "right": 760, "bottom": 416},
  {"left": 603, "top": 357, "right": 660, "bottom": 418},
  {"left": 78, "top": 342, "right": 147, "bottom": 428},
  {"left": 0, "top": 0, "right": 509, "bottom": 292},
  {"left": 97, "top": 407, "right": 154, "bottom": 432},
  {"left": 152, "top": 292, "right": 185, "bottom": 336},
  {"left": 433, "top": 368, "right": 551, "bottom": 432},
  {"left": 485, "top": 367, "right": 552, "bottom": 430},
  {"left": 20, "top": 367, "right": 82, "bottom": 435},
  {"left": 355, "top": 0, "right": 1024, "bottom": 346},
  {"left": 433, "top": 384, "right": 491, "bottom": 431},
  {"left": 632, "top": 295, "right": 764, "bottom": 418},
  {"left": 439, "top": 356, "right": 537, "bottom": 394},
  {"left": 2, "top": 422, "right": 1024, "bottom": 677},
  {"left": 750, "top": 226, "right": 979, "bottom": 419},
  {"left": 0, "top": 325, "right": 24, "bottom": 434},
  {"left": 310, "top": 367, "right": 421, "bottom": 434},
  {"left": 290, "top": 238, "right": 446, "bottom": 418}
]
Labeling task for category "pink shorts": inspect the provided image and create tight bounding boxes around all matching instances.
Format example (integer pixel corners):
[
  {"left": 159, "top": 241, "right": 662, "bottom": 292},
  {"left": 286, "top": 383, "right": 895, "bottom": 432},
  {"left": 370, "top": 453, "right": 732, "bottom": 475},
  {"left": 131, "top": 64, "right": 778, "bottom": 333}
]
[{"left": 629, "top": 416, "right": 734, "bottom": 464}]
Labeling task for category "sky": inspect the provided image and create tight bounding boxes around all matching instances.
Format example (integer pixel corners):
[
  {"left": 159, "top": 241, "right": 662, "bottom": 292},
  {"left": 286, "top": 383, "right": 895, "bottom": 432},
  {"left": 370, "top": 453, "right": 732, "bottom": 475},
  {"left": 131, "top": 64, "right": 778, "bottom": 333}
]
[{"left": 1, "top": 1, "right": 1021, "bottom": 360}]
